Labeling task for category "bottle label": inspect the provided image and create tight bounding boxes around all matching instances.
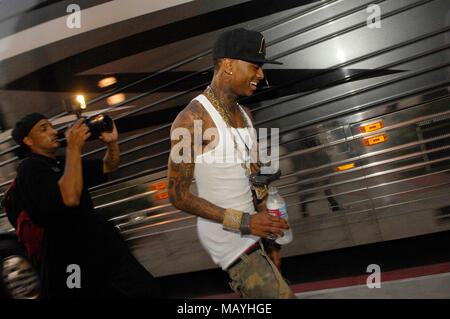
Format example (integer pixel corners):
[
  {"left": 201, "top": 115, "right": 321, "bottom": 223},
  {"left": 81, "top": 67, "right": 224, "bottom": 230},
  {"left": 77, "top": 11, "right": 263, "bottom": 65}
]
[{"left": 268, "top": 205, "right": 287, "bottom": 218}]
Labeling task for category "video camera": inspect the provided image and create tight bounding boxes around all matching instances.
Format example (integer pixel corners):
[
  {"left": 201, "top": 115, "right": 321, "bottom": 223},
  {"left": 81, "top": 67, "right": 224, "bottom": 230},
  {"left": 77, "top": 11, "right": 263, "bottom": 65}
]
[{"left": 63, "top": 95, "right": 113, "bottom": 140}]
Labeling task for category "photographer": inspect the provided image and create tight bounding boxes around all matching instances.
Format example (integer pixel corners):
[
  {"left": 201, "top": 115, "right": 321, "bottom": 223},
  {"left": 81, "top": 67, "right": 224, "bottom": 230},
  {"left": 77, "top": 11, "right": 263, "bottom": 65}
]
[
  {"left": 168, "top": 29, "right": 296, "bottom": 298},
  {"left": 11, "top": 113, "right": 159, "bottom": 298}
]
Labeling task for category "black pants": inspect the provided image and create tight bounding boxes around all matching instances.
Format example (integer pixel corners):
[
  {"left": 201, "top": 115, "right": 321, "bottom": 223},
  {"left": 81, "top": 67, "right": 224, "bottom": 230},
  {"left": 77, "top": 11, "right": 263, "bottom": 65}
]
[
  {"left": 41, "top": 253, "right": 161, "bottom": 299},
  {"left": 106, "top": 248, "right": 162, "bottom": 299},
  {"left": 41, "top": 224, "right": 162, "bottom": 299}
]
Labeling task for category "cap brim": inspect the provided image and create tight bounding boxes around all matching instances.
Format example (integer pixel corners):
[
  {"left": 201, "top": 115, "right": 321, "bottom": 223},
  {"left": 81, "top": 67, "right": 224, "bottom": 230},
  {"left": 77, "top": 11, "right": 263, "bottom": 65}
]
[
  {"left": 244, "top": 58, "right": 283, "bottom": 65},
  {"left": 261, "top": 59, "right": 283, "bottom": 65}
]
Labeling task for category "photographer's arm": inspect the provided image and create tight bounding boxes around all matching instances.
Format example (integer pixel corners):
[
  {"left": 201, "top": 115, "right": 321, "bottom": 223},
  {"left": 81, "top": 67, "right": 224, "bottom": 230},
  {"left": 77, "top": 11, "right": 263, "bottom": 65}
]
[
  {"left": 99, "top": 121, "right": 120, "bottom": 174},
  {"left": 58, "top": 119, "right": 90, "bottom": 207}
]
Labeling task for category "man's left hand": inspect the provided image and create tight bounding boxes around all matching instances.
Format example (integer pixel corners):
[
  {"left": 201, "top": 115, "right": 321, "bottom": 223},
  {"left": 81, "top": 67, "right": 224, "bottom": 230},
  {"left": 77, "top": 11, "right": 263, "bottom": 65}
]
[
  {"left": 264, "top": 240, "right": 282, "bottom": 269},
  {"left": 99, "top": 121, "right": 118, "bottom": 144}
]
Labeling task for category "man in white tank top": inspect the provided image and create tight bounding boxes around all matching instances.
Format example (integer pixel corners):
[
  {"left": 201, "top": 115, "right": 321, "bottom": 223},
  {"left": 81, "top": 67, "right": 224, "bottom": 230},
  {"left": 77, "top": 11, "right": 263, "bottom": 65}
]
[{"left": 168, "top": 28, "right": 296, "bottom": 298}]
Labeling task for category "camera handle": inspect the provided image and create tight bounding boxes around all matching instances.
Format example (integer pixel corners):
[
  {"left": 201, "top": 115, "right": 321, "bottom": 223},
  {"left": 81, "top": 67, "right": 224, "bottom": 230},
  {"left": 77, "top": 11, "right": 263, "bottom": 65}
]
[{"left": 75, "top": 110, "right": 83, "bottom": 120}]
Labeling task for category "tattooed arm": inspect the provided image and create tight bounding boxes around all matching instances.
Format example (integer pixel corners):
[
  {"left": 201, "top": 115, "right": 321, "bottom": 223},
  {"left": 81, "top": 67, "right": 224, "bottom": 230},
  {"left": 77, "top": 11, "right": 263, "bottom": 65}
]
[{"left": 168, "top": 101, "right": 225, "bottom": 222}]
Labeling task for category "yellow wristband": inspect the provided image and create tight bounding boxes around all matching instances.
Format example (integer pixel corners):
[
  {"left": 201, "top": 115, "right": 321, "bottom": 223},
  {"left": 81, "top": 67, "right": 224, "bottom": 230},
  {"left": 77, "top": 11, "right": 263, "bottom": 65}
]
[{"left": 223, "top": 208, "right": 243, "bottom": 232}]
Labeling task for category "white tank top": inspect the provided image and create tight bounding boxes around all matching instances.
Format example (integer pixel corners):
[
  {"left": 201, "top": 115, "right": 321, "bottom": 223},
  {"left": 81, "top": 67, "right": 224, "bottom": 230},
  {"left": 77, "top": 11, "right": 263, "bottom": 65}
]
[{"left": 193, "top": 94, "right": 259, "bottom": 270}]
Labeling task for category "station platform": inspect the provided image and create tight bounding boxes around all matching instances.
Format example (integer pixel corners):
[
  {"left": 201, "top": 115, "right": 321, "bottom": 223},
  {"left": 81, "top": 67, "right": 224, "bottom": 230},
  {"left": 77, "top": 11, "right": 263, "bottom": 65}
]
[
  {"left": 158, "top": 231, "right": 450, "bottom": 299},
  {"left": 201, "top": 262, "right": 450, "bottom": 299}
]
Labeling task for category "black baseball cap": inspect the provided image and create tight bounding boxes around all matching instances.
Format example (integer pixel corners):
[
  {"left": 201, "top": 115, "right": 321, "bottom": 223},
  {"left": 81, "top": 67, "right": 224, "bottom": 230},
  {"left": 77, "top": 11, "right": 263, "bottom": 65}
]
[
  {"left": 11, "top": 112, "right": 47, "bottom": 158},
  {"left": 212, "top": 28, "right": 282, "bottom": 65}
]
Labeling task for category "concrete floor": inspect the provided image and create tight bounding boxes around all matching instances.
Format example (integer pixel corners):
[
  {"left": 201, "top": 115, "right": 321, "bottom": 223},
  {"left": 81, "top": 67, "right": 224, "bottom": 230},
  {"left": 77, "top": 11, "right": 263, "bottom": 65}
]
[
  {"left": 158, "top": 231, "right": 450, "bottom": 299},
  {"left": 295, "top": 272, "right": 450, "bottom": 299}
]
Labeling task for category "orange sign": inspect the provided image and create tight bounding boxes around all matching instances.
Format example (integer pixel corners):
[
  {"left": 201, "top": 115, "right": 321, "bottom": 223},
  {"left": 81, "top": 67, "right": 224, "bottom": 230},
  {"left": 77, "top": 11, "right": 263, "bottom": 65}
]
[
  {"left": 150, "top": 181, "right": 167, "bottom": 191},
  {"left": 364, "top": 134, "right": 388, "bottom": 146},
  {"left": 360, "top": 121, "right": 384, "bottom": 133},
  {"left": 153, "top": 192, "right": 169, "bottom": 201},
  {"left": 335, "top": 163, "right": 355, "bottom": 171}
]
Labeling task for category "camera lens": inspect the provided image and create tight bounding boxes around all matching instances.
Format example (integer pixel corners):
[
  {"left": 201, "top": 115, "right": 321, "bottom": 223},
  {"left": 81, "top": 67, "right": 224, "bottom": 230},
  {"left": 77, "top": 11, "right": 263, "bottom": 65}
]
[{"left": 85, "top": 114, "right": 113, "bottom": 140}]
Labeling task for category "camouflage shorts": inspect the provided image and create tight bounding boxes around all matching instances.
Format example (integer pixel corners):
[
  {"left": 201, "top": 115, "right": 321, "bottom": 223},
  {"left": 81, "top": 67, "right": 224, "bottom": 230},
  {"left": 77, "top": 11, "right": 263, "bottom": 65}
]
[{"left": 226, "top": 242, "right": 297, "bottom": 299}]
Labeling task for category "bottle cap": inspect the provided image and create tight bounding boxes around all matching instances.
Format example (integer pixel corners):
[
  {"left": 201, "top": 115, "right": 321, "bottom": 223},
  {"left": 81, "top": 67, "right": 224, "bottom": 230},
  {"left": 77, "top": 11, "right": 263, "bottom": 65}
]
[{"left": 269, "top": 186, "right": 277, "bottom": 195}]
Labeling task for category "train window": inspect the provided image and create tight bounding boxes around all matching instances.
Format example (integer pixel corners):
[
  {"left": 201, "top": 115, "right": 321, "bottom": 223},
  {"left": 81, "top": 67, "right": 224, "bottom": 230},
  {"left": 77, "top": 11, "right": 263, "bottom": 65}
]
[{"left": 416, "top": 114, "right": 450, "bottom": 170}]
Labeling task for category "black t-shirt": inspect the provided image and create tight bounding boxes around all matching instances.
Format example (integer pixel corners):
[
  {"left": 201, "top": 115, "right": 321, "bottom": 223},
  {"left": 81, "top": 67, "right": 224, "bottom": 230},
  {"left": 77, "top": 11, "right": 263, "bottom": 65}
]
[
  {"left": 16, "top": 154, "right": 106, "bottom": 227},
  {"left": 16, "top": 153, "right": 126, "bottom": 297}
]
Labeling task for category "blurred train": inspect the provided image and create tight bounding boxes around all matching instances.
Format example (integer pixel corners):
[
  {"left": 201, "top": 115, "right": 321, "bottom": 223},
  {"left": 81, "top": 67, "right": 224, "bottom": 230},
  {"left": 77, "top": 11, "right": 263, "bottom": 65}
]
[{"left": 0, "top": 0, "right": 449, "bottom": 298}]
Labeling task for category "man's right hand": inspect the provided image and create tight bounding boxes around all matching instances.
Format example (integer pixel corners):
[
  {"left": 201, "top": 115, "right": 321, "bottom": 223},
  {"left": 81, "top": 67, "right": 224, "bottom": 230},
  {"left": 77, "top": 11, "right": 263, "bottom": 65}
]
[
  {"left": 65, "top": 118, "right": 91, "bottom": 151},
  {"left": 249, "top": 210, "right": 289, "bottom": 239}
]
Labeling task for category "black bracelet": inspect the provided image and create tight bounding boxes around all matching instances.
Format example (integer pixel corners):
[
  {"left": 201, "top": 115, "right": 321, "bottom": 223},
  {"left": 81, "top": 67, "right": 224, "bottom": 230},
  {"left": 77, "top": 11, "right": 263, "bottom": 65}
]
[{"left": 239, "top": 213, "right": 251, "bottom": 235}]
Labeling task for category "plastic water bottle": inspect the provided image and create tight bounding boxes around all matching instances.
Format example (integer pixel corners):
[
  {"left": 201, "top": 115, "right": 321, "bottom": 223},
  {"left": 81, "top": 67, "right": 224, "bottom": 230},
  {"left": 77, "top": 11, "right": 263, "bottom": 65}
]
[{"left": 266, "top": 186, "right": 293, "bottom": 244}]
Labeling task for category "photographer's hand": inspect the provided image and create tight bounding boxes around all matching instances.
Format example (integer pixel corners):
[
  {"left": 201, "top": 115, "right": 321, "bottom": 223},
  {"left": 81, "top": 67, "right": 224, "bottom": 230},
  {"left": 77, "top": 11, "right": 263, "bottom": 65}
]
[
  {"left": 65, "top": 118, "right": 91, "bottom": 151},
  {"left": 100, "top": 121, "right": 120, "bottom": 173},
  {"left": 98, "top": 121, "right": 118, "bottom": 144}
]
